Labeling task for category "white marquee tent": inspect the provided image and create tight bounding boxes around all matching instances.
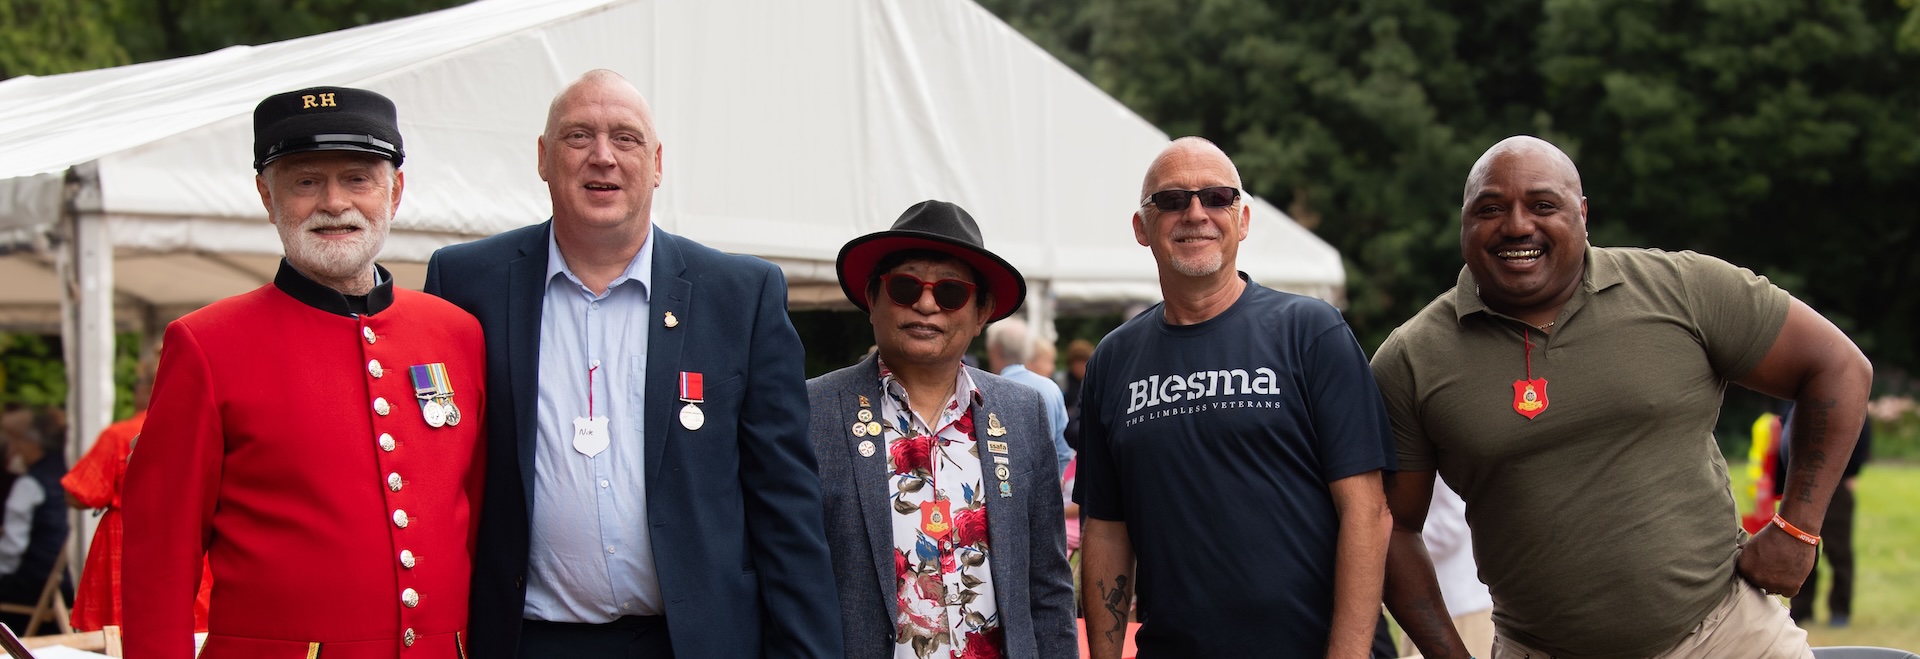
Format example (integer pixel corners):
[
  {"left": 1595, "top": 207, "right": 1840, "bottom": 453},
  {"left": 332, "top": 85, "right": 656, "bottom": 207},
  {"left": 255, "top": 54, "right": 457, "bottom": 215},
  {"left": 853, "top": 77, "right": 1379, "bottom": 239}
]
[{"left": 0, "top": 0, "right": 1346, "bottom": 562}]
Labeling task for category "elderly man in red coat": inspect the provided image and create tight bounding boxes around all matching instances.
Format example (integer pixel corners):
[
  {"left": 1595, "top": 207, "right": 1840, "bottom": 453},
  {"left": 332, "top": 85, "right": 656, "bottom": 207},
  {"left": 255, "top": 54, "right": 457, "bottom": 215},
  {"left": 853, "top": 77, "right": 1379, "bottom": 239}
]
[{"left": 123, "top": 86, "right": 487, "bottom": 659}]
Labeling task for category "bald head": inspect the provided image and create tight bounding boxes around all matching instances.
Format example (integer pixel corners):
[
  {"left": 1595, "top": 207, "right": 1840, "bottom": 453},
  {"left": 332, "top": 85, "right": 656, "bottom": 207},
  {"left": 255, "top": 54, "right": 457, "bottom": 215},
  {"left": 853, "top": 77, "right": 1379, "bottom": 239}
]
[
  {"left": 1463, "top": 136, "right": 1582, "bottom": 210},
  {"left": 544, "top": 69, "right": 656, "bottom": 139},
  {"left": 1141, "top": 136, "right": 1243, "bottom": 201}
]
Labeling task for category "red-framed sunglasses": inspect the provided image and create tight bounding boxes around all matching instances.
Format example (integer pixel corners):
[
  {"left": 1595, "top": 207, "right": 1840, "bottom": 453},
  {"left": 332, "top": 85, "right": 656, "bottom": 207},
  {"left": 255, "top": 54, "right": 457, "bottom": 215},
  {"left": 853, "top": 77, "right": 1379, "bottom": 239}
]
[{"left": 879, "top": 273, "right": 977, "bottom": 311}]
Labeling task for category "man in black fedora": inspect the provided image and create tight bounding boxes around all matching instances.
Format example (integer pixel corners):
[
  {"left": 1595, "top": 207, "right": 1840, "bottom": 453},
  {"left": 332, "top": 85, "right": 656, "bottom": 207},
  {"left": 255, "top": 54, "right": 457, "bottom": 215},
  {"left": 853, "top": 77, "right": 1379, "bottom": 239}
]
[
  {"left": 124, "top": 86, "right": 489, "bottom": 658},
  {"left": 805, "top": 200, "right": 1077, "bottom": 659}
]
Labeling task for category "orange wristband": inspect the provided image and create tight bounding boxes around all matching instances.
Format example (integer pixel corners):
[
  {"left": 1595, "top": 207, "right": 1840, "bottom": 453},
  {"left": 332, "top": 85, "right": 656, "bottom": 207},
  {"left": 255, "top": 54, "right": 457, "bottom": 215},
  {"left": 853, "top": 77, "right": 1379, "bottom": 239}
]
[{"left": 1770, "top": 514, "right": 1820, "bottom": 546}]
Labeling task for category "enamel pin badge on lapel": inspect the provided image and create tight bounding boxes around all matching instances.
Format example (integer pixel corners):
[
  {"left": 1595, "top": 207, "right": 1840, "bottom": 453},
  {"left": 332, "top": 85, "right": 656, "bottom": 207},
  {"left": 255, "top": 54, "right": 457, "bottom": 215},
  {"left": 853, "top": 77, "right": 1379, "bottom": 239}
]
[
  {"left": 986, "top": 413, "right": 1007, "bottom": 437},
  {"left": 859, "top": 440, "right": 876, "bottom": 457},
  {"left": 679, "top": 371, "right": 705, "bottom": 430},
  {"left": 664, "top": 311, "right": 679, "bottom": 328}
]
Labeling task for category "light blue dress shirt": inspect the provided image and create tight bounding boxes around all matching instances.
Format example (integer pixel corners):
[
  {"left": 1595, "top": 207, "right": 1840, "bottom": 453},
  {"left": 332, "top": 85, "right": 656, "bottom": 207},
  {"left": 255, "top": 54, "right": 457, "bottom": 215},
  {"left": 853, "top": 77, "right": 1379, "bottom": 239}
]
[
  {"left": 998, "top": 364, "right": 1072, "bottom": 475},
  {"left": 525, "top": 226, "right": 660, "bottom": 622}
]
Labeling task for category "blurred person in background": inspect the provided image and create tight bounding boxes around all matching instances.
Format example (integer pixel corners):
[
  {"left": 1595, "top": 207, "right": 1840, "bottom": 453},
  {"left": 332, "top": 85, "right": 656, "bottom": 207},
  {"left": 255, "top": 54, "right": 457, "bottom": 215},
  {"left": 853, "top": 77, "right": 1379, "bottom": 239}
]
[
  {"left": 63, "top": 353, "right": 214, "bottom": 632},
  {"left": 1776, "top": 409, "right": 1873, "bottom": 628},
  {"left": 0, "top": 404, "right": 70, "bottom": 632},
  {"left": 987, "top": 318, "right": 1071, "bottom": 475}
]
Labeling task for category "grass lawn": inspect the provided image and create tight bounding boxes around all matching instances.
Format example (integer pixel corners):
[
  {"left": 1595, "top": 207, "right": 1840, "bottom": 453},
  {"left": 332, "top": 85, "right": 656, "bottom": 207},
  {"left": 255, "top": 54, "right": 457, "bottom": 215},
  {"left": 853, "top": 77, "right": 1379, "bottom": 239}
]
[{"left": 1729, "top": 461, "right": 1920, "bottom": 651}]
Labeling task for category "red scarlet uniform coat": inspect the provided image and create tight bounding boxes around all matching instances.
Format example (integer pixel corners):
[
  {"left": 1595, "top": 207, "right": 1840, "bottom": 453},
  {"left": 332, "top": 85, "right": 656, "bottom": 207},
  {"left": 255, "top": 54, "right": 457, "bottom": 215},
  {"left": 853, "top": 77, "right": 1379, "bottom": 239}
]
[{"left": 124, "top": 264, "right": 486, "bottom": 659}]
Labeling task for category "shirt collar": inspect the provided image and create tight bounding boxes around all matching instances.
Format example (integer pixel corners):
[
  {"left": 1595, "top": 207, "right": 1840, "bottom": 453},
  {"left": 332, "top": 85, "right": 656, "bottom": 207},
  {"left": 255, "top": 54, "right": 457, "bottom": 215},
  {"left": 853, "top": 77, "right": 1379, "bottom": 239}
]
[
  {"left": 999, "top": 364, "right": 1032, "bottom": 379},
  {"left": 273, "top": 258, "right": 394, "bottom": 317},
  {"left": 546, "top": 222, "right": 656, "bottom": 300},
  {"left": 1451, "top": 245, "right": 1620, "bottom": 323},
  {"left": 877, "top": 357, "right": 985, "bottom": 416}
]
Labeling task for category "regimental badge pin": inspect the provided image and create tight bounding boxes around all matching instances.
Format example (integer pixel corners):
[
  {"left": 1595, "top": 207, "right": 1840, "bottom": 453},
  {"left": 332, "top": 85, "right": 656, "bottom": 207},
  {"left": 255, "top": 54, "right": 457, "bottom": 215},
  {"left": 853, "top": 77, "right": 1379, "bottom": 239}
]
[
  {"left": 987, "top": 440, "right": 1009, "bottom": 455},
  {"left": 664, "top": 311, "right": 679, "bottom": 328},
  {"left": 857, "top": 409, "right": 873, "bottom": 423},
  {"left": 858, "top": 395, "right": 871, "bottom": 408},
  {"left": 858, "top": 440, "right": 876, "bottom": 457},
  {"left": 994, "top": 463, "right": 1011, "bottom": 481},
  {"left": 986, "top": 413, "right": 1007, "bottom": 437},
  {"left": 1512, "top": 378, "right": 1549, "bottom": 420},
  {"left": 866, "top": 421, "right": 882, "bottom": 437},
  {"left": 999, "top": 481, "right": 1012, "bottom": 498},
  {"left": 852, "top": 422, "right": 868, "bottom": 437}
]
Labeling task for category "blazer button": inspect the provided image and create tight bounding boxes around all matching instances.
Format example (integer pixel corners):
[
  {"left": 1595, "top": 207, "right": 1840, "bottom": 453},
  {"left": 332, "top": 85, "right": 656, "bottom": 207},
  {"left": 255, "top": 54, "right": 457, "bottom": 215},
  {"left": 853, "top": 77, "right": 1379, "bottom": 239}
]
[
  {"left": 368, "top": 359, "right": 384, "bottom": 379},
  {"left": 403, "top": 628, "right": 416, "bottom": 647},
  {"left": 402, "top": 587, "right": 420, "bottom": 608},
  {"left": 515, "top": 576, "right": 524, "bottom": 590},
  {"left": 400, "top": 549, "right": 416, "bottom": 568},
  {"left": 392, "top": 509, "right": 409, "bottom": 528},
  {"left": 373, "top": 397, "right": 392, "bottom": 416},
  {"left": 378, "top": 433, "right": 396, "bottom": 452},
  {"left": 363, "top": 326, "right": 377, "bottom": 344},
  {"left": 387, "top": 472, "right": 403, "bottom": 492}
]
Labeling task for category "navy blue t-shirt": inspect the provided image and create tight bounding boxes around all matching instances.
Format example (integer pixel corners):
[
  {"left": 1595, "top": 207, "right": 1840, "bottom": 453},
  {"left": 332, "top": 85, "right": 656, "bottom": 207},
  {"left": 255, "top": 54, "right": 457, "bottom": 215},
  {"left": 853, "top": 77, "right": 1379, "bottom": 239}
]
[{"left": 1075, "top": 276, "right": 1395, "bottom": 657}]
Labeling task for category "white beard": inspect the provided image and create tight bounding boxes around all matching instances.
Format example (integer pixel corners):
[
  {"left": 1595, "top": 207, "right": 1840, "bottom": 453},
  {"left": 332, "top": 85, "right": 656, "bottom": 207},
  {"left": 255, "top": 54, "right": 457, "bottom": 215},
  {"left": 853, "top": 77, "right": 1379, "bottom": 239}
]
[{"left": 276, "top": 204, "right": 389, "bottom": 283}]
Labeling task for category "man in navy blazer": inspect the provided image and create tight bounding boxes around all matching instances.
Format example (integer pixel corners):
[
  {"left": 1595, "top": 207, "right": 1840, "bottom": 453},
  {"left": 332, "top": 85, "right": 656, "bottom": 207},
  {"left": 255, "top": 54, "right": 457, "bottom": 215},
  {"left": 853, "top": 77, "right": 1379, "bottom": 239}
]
[
  {"left": 424, "top": 70, "right": 841, "bottom": 659},
  {"left": 806, "top": 200, "right": 1076, "bottom": 659}
]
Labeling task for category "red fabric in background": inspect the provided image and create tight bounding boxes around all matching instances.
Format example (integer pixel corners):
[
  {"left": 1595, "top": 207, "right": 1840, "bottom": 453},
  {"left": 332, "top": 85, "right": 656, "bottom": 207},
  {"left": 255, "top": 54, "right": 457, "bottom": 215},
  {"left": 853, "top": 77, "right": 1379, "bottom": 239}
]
[{"left": 62, "top": 412, "right": 212, "bottom": 632}]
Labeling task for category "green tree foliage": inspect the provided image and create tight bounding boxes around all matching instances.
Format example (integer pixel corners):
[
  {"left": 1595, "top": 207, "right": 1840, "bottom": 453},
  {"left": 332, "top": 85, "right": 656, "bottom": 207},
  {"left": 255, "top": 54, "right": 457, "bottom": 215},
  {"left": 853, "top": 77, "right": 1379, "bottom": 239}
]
[
  {"left": 0, "top": 0, "right": 471, "bottom": 81},
  {"left": 979, "top": 0, "right": 1920, "bottom": 379},
  {"left": 0, "top": 0, "right": 130, "bottom": 78}
]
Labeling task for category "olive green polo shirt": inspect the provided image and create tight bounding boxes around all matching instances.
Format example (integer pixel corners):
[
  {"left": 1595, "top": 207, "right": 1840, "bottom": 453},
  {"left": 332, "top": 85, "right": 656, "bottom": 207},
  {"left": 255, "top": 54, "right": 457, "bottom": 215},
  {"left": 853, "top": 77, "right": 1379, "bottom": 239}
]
[{"left": 1371, "top": 247, "right": 1789, "bottom": 658}]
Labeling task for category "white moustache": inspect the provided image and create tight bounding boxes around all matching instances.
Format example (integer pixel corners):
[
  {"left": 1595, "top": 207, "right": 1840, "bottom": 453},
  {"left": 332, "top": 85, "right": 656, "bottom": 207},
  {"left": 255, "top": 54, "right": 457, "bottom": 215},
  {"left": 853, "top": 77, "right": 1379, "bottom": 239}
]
[{"left": 300, "top": 208, "right": 373, "bottom": 232}]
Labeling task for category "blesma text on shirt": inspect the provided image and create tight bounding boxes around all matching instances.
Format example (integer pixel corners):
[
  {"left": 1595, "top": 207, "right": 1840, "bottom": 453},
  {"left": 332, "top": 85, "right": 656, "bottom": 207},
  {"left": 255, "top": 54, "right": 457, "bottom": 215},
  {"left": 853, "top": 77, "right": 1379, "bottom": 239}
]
[{"left": 1125, "top": 368, "right": 1284, "bottom": 414}]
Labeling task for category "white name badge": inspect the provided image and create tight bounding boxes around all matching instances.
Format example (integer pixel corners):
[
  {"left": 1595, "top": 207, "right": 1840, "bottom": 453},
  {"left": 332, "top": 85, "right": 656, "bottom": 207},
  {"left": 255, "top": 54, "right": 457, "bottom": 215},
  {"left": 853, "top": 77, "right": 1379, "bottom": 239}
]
[{"left": 573, "top": 416, "right": 610, "bottom": 458}]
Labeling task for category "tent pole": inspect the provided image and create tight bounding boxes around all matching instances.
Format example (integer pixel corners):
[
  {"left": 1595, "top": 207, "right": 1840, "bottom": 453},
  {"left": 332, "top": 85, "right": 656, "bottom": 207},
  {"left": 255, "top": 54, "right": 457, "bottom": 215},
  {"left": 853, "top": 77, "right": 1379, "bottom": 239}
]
[{"left": 59, "top": 162, "right": 112, "bottom": 584}]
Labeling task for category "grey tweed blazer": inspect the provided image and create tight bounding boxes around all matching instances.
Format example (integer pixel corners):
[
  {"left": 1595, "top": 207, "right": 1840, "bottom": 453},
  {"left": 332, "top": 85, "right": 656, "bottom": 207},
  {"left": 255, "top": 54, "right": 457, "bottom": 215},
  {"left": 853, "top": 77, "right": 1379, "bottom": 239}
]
[{"left": 807, "top": 355, "right": 1078, "bottom": 659}]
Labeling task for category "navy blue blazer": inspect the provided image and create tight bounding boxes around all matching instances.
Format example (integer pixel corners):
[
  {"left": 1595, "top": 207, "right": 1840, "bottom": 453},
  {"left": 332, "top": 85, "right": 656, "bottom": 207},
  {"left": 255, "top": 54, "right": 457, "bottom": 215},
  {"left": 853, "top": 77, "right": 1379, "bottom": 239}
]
[
  {"left": 425, "top": 222, "right": 842, "bottom": 659},
  {"left": 807, "top": 356, "right": 1077, "bottom": 659}
]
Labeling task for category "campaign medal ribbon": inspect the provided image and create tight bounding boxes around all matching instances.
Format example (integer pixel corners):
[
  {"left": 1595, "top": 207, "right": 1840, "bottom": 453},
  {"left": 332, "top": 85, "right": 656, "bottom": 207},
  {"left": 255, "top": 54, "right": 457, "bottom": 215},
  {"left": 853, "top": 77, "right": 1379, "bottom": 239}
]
[
  {"left": 428, "top": 362, "right": 460, "bottom": 426},
  {"left": 679, "top": 372, "right": 705, "bottom": 430},
  {"left": 1512, "top": 328, "right": 1549, "bottom": 420},
  {"left": 410, "top": 364, "right": 447, "bottom": 428}
]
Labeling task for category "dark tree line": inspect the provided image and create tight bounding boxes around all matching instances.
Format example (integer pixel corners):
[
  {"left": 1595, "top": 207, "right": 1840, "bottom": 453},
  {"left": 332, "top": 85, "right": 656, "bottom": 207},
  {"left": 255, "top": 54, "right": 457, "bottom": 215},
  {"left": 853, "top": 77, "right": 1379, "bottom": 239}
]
[
  {"left": 980, "top": 0, "right": 1920, "bottom": 385},
  {"left": 6, "top": 0, "right": 1920, "bottom": 383}
]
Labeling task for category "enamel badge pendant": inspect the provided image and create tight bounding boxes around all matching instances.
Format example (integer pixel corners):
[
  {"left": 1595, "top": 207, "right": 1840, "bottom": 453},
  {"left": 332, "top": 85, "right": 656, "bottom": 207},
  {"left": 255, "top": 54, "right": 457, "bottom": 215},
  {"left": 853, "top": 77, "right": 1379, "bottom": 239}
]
[
  {"left": 986, "top": 413, "right": 1007, "bottom": 437},
  {"left": 920, "top": 500, "right": 953, "bottom": 541},
  {"left": 859, "top": 440, "right": 876, "bottom": 457},
  {"left": 1512, "top": 378, "right": 1549, "bottom": 419}
]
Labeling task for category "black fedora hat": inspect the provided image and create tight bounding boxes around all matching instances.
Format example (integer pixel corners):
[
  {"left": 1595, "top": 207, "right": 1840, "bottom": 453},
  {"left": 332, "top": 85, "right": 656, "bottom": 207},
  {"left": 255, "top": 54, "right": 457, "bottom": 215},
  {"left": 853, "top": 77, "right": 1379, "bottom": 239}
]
[
  {"left": 253, "top": 86, "right": 405, "bottom": 171},
  {"left": 837, "top": 200, "right": 1026, "bottom": 322}
]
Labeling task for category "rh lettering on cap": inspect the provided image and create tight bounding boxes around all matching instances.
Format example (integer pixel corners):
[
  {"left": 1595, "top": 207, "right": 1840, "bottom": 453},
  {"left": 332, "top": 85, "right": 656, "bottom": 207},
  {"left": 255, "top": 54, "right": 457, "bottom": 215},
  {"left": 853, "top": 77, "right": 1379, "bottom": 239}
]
[{"left": 301, "top": 93, "right": 338, "bottom": 109}]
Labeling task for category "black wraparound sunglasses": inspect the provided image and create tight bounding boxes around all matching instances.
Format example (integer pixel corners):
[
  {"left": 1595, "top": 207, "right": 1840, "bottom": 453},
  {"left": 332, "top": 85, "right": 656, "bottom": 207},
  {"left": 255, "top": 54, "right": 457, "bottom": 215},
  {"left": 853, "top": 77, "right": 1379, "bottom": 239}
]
[
  {"left": 880, "top": 273, "right": 976, "bottom": 311},
  {"left": 1141, "top": 186, "right": 1241, "bottom": 212}
]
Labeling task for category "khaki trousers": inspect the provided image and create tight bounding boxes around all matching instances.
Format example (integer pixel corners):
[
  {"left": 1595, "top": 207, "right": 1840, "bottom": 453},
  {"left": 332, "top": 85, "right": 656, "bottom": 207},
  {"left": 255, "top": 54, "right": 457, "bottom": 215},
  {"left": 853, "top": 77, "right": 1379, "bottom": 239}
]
[{"left": 1491, "top": 578, "right": 1811, "bottom": 659}]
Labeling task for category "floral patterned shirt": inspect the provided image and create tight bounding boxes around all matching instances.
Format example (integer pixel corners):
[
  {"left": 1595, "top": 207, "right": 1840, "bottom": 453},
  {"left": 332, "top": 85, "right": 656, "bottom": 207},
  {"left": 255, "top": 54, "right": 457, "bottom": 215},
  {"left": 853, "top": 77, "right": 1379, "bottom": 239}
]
[{"left": 878, "top": 360, "right": 1002, "bottom": 659}]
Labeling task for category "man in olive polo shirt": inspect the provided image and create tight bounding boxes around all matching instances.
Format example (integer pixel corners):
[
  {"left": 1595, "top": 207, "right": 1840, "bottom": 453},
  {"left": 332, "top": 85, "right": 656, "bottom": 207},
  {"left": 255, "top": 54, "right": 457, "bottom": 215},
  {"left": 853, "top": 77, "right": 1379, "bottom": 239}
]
[{"left": 1373, "top": 136, "right": 1871, "bottom": 659}]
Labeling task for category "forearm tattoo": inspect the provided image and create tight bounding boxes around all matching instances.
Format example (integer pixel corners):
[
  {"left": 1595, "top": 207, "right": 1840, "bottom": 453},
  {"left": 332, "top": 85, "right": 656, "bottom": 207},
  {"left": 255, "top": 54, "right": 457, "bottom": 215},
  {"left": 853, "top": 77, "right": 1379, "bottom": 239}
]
[
  {"left": 1795, "top": 397, "right": 1838, "bottom": 505},
  {"left": 1095, "top": 575, "right": 1130, "bottom": 643}
]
